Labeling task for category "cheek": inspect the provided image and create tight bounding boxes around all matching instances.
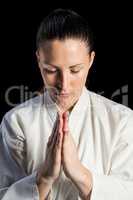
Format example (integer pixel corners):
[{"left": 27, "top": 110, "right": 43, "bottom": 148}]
[
  {"left": 71, "top": 71, "right": 87, "bottom": 87},
  {"left": 40, "top": 69, "right": 56, "bottom": 85},
  {"left": 81, "top": 69, "right": 89, "bottom": 84}
]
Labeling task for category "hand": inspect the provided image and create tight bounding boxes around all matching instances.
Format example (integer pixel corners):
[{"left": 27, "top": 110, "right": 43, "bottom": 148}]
[
  {"left": 62, "top": 112, "right": 81, "bottom": 180},
  {"left": 37, "top": 113, "right": 63, "bottom": 185},
  {"left": 62, "top": 112, "right": 93, "bottom": 200}
]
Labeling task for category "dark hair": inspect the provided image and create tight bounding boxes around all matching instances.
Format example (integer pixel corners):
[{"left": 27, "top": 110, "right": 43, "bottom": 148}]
[{"left": 36, "top": 9, "right": 94, "bottom": 52}]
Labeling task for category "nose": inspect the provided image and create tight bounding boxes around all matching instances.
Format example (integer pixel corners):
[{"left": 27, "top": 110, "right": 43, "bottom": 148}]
[{"left": 58, "top": 71, "right": 69, "bottom": 93}]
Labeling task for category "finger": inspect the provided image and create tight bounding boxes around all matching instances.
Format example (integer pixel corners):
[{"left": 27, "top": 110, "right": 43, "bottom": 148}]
[
  {"left": 63, "top": 112, "right": 69, "bottom": 134},
  {"left": 56, "top": 114, "right": 63, "bottom": 148},
  {"left": 47, "top": 127, "right": 58, "bottom": 147},
  {"left": 58, "top": 112, "right": 63, "bottom": 134},
  {"left": 51, "top": 113, "right": 63, "bottom": 149}
]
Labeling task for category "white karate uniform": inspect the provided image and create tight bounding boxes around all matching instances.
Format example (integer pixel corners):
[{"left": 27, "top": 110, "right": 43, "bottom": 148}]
[{"left": 0, "top": 87, "right": 133, "bottom": 200}]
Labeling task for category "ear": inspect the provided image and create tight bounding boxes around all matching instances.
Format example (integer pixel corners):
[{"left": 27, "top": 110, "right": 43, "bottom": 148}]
[
  {"left": 36, "top": 50, "right": 42, "bottom": 71},
  {"left": 36, "top": 50, "right": 40, "bottom": 63},
  {"left": 89, "top": 51, "right": 95, "bottom": 68}
]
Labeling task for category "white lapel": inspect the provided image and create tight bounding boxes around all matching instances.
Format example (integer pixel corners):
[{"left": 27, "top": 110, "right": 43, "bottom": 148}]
[
  {"left": 68, "top": 87, "right": 90, "bottom": 145},
  {"left": 43, "top": 90, "right": 58, "bottom": 124},
  {"left": 43, "top": 87, "right": 90, "bottom": 144}
]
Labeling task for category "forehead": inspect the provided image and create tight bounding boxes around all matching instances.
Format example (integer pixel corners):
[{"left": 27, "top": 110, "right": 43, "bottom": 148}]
[{"left": 39, "top": 39, "right": 89, "bottom": 67}]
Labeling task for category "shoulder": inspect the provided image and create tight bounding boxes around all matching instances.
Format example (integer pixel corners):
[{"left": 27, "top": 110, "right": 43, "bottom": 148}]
[
  {"left": 1, "top": 94, "right": 45, "bottom": 129},
  {"left": 86, "top": 89, "right": 133, "bottom": 131},
  {"left": 86, "top": 89, "right": 133, "bottom": 141},
  {"left": 87, "top": 90, "right": 133, "bottom": 117}
]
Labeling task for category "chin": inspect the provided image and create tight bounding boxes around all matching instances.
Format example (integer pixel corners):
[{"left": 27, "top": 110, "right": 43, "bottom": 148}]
[
  {"left": 56, "top": 105, "right": 71, "bottom": 114},
  {"left": 57, "top": 97, "right": 79, "bottom": 113}
]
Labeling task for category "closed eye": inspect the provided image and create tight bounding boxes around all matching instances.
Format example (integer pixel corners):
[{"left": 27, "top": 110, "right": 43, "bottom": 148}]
[
  {"left": 70, "top": 69, "right": 80, "bottom": 73},
  {"left": 70, "top": 66, "right": 83, "bottom": 74},
  {"left": 43, "top": 68, "right": 57, "bottom": 74}
]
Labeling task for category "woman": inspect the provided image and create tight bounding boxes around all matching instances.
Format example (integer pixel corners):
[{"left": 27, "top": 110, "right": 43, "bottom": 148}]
[{"left": 0, "top": 9, "right": 133, "bottom": 200}]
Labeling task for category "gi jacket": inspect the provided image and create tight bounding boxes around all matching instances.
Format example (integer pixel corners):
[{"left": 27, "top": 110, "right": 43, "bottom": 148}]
[{"left": 0, "top": 87, "right": 133, "bottom": 200}]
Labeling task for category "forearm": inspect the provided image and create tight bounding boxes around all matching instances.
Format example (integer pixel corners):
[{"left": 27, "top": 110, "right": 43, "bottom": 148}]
[
  {"left": 37, "top": 173, "right": 53, "bottom": 200},
  {"left": 70, "top": 164, "right": 92, "bottom": 200}
]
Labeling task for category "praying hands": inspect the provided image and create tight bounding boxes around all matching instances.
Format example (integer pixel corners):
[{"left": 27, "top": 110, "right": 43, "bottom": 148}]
[{"left": 37, "top": 112, "right": 92, "bottom": 200}]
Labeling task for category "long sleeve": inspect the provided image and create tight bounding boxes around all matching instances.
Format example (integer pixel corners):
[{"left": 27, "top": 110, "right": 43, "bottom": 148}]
[
  {"left": 90, "top": 113, "right": 133, "bottom": 200},
  {"left": 0, "top": 113, "right": 39, "bottom": 200}
]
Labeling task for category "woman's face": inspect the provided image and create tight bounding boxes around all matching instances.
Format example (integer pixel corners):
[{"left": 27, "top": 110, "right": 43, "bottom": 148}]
[{"left": 37, "top": 39, "right": 95, "bottom": 112}]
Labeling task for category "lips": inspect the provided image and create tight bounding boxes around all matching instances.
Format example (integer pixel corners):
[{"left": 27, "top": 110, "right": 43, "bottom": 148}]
[
  {"left": 59, "top": 94, "right": 69, "bottom": 97},
  {"left": 57, "top": 93, "right": 70, "bottom": 98},
  {"left": 60, "top": 93, "right": 69, "bottom": 95},
  {"left": 52, "top": 90, "right": 70, "bottom": 98}
]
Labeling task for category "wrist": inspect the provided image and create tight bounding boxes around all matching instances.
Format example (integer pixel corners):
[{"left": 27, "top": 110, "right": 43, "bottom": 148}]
[
  {"left": 36, "top": 171, "right": 54, "bottom": 186},
  {"left": 70, "top": 163, "right": 93, "bottom": 199},
  {"left": 36, "top": 172, "right": 54, "bottom": 200}
]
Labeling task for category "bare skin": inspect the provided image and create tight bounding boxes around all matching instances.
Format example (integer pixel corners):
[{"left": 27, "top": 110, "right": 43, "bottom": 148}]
[
  {"left": 36, "top": 39, "right": 95, "bottom": 199},
  {"left": 62, "top": 112, "right": 93, "bottom": 199},
  {"left": 37, "top": 112, "right": 92, "bottom": 200},
  {"left": 36, "top": 39, "right": 95, "bottom": 112},
  {"left": 37, "top": 113, "right": 63, "bottom": 199}
]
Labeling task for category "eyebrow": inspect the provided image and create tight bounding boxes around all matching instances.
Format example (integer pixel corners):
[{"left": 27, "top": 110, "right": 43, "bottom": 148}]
[{"left": 44, "top": 62, "right": 84, "bottom": 68}]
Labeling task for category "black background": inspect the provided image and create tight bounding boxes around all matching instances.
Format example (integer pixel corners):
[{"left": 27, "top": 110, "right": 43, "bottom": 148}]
[{"left": 0, "top": 1, "right": 131, "bottom": 122}]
